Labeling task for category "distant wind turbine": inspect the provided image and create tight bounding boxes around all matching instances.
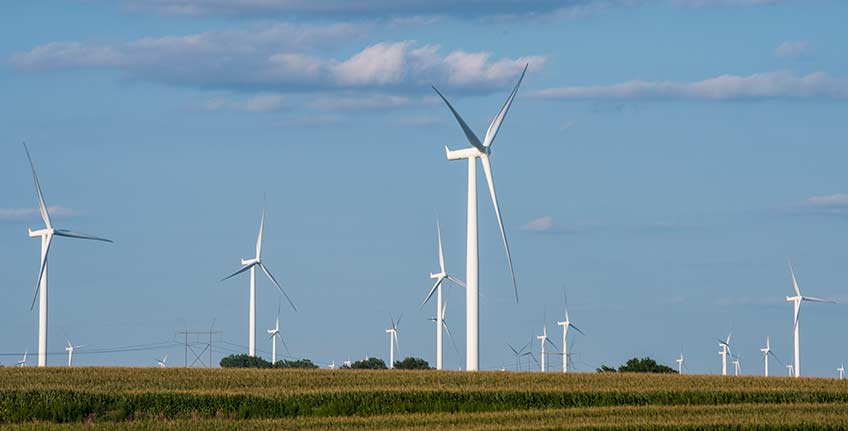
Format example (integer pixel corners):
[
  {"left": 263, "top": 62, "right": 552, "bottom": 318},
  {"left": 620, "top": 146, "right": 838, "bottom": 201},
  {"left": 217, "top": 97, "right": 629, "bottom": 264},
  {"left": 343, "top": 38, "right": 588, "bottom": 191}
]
[
  {"left": 732, "top": 355, "right": 742, "bottom": 376},
  {"left": 718, "top": 332, "right": 732, "bottom": 376},
  {"left": 838, "top": 363, "right": 845, "bottom": 380},
  {"left": 386, "top": 314, "right": 401, "bottom": 369},
  {"left": 433, "top": 65, "right": 527, "bottom": 370},
  {"left": 17, "top": 349, "right": 28, "bottom": 368},
  {"left": 157, "top": 353, "right": 168, "bottom": 368},
  {"left": 557, "top": 288, "right": 585, "bottom": 373},
  {"left": 222, "top": 205, "right": 295, "bottom": 357},
  {"left": 786, "top": 364, "right": 794, "bottom": 376},
  {"left": 676, "top": 352, "right": 684, "bottom": 374},
  {"left": 760, "top": 336, "right": 781, "bottom": 377},
  {"left": 328, "top": 361, "right": 336, "bottom": 370},
  {"left": 428, "top": 300, "right": 461, "bottom": 370},
  {"left": 537, "top": 323, "right": 557, "bottom": 372},
  {"left": 508, "top": 339, "right": 535, "bottom": 371},
  {"left": 786, "top": 261, "right": 836, "bottom": 378},
  {"left": 267, "top": 303, "right": 285, "bottom": 364},
  {"left": 24, "top": 143, "right": 113, "bottom": 367},
  {"left": 420, "top": 220, "right": 464, "bottom": 370},
  {"left": 64, "top": 337, "right": 84, "bottom": 367}
]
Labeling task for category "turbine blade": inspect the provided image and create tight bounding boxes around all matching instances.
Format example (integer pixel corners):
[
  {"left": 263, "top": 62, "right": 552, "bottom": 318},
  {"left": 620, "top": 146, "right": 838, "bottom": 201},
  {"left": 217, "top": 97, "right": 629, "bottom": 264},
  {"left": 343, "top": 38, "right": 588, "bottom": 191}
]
[
  {"left": 396, "top": 313, "right": 403, "bottom": 329},
  {"left": 221, "top": 263, "right": 253, "bottom": 282},
  {"left": 446, "top": 275, "right": 466, "bottom": 287},
  {"left": 569, "top": 323, "right": 586, "bottom": 336},
  {"left": 443, "top": 321, "right": 461, "bottom": 358},
  {"left": 431, "top": 86, "right": 484, "bottom": 152},
  {"left": 256, "top": 208, "right": 265, "bottom": 259},
  {"left": 393, "top": 331, "right": 400, "bottom": 353},
  {"left": 546, "top": 337, "right": 558, "bottom": 350},
  {"left": 30, "top": 233, "right": 53, "bottom": 311},
  {"left": 480, "top": 155, "right": 518, "bottom": 302},
  {"left": 54, "top": 229, "right": 113, "bottom": 243},
  {"left": 420, "top": 276, "right": 445, "bottom": 309},
  {"left": 259, "top": 262, "right": 296, "bottom": 312},
  {"left": 23, "top": 143, "right": 52, "bottom": 229},
  {"left": 788, "top": 260, "right": 801, "bottom": 297},
  {"left": 482, "top": 64, "right": 527, "bottom": 148},
  {"left": 508, "top": 344, "right": 519, "bottom": 355},
  {"left": 436, "top": 220, "right": 445, "bottom": 273},
  {"left": 802, "top": 296, "right": 837, "bottom": 303}
]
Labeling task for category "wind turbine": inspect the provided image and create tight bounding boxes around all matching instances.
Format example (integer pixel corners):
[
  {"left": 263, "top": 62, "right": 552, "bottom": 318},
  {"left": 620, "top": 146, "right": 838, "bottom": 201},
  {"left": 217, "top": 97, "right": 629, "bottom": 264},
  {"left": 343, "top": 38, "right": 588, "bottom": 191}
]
[
  {"left": 421, "top": 220, "right": 465, "bottom": 370},
  {"left": 329, "top": 361, "right": 336, "bottom": 370},
  {"left": 23, "top": 143, "right": 113, "bottom": 367},
  {"left": 786, "top": 364, "right": 794, "bottom": 376},
  {"left": 732, "top": 355, "right": 742, "bottom": 376},
  {"left": 221, "top": 206, "right": 295, "bottom": 357},
  {"left": 508, "top": 340, "right": 534, "bottom": 371},
  {"left": 838, "top": 363, "right": 845, "bottom": 380},
  {"left": 267, "top": 303, "right": 284, "bottom": 365},
  {"left": 786, "top": 261, "right": 835, "bottom": 378},
  {"left": 760, "top": 336, "right": 781, "bottom": 377},
  {"left": 433, "top": 65, "right": 527, "bottom": 371},
  {"left": 557, "top": 288, "right": 585, "bottom": 373},
  {"left": 157, "top": 353, "right": 168, "bottom": 368},
  {"left": 428, "top": 300, "right": 461, "bottom": 370},
  {"left": 386, "top": 314, "right": 401, "bottom": 369},
  {"left": 17, "top": 349, "right": 28, "bottom": 368},
  {"left": 718, "top": 332, "right": 732, "bottom": 376},
  {"left": 64, "top": 337, "right": 84, "bottom": 367},
  {"left": 536, "top": 324, "right": 557, "bottom": 372},
  {"left": 676, "top": 352, "right": 684, "bottom": 374}
]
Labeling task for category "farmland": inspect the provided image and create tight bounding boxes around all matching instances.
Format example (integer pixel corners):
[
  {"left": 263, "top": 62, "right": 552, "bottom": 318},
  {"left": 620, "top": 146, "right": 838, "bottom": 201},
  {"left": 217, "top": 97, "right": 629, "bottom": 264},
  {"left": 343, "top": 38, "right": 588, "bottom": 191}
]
[{"left": 1, "top": 368, "right": 847, "bottom": 429}]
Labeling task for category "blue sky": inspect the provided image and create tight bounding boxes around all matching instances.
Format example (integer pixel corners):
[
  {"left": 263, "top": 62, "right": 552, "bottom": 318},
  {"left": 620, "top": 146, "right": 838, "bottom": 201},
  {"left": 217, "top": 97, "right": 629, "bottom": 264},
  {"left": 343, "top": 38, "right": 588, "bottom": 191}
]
[{"left": 1, "top": 0, "right": 847, "bottom": 375}]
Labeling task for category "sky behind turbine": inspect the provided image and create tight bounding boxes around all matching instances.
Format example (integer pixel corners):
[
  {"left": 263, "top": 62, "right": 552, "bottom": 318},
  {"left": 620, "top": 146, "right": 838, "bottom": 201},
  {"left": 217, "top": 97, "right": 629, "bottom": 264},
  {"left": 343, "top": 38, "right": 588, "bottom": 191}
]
[{"left": 1, "top": 0, "right": 847, "bottom": 375}]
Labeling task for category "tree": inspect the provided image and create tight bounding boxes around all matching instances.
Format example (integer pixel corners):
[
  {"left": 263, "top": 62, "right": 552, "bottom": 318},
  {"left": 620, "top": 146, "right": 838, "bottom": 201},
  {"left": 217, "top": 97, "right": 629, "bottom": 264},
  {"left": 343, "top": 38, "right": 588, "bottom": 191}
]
[
  {"left": 349, "top": 357, "right": 388, "bottom": 370},
  {"left": 597, "top": 357, "right": 677, "bottom": 374},
  {"left": 394, "top": 357, "right": 431, "bottom": 370},
  {"left": 274, "top": 359, "right": 319, "bottom": 369},
  {"left": 219, "top": 354, "right": 272, "bottom": 368}
]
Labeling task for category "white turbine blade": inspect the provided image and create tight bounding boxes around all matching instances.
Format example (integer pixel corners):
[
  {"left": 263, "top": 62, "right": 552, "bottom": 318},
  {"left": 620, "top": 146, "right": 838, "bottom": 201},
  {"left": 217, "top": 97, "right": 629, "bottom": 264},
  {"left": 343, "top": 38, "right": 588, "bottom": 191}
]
[
  {"left": 393, "top": 331, "right": 400, "bottom": 353},
  {"left": 793, "top": 302, "right": 800, "bottom": 332},
  {"left": 65, "top": 337, "right": 72, "bottom": 348},
  {"left": 221, "top": 263, "right": 253, "bottom": 282},
  {"left": 420, "top": 276, "right": 445, "bottom": 309},
  {"left": 23, "top": 143, "right": 52, "bottom": 229},
  {"left": 480, "top": 155, "right": 518, "bottom": 302},
  {"left": 431, "top": 86, "right": 485, "bottom": 152},
  {"left": 569, "top": 323, "right": 586, "bottom": 336},
  {"left": 442, "top": 321, "right": 461, "bottom": 357},
  {"left": 441, "top": 300, "right": 447, "bottom": 318},
  {"left": 802, "top": 296, "right": 837, "bottom": 303},
  {"left": 446, "top": 275, "right": 466, "bottom": 287},
  {"left": 436, "top": 220, "right": 445, "bottom": 273},
  {"left": 54, "top": 229, "right": 113, "bottom": 243},
  {"left": 280, "top": 334, "right": 289, "bottom": 353},
  {"left": 256, "top": 208, "right": 265, "bottom": 259},
  {"left": 30, "top": 233, "right": 53, "bottom": 310},
  {"left": 258, "top": 262, "right": 296, "bottom": 311},
  {"left": 482, "top": 64, "right": 527, "bottom": 149},
  {"left": 788, "top": 260, "right": 801, "bottom": 297},
  {"left": 395, "top": 313, "right": 403, "bottom": 329}
]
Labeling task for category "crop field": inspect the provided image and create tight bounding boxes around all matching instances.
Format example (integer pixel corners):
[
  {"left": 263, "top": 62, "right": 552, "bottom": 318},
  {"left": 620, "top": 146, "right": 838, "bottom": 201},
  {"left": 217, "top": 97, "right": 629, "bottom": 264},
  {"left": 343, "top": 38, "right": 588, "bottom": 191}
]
[{"left": 1, "top": 368, "right": 847, "bottom": 430}]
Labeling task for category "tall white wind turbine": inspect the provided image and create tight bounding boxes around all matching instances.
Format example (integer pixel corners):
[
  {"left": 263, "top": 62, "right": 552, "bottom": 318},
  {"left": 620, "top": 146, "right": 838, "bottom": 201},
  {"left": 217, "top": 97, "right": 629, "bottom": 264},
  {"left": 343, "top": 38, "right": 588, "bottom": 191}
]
[
  {"left": 557, "top": 289, "right": 585, "bottom": 373},
  {"left": 386, "top": 314, "right": 401, "bottom": 369},
  {"left": 760, "top": 336, "right": 781, "bottom": 377},
  {"left": 267, "top": 303, "right": 284, "bottom": 364},
  {"left": 718, "top": 332, "right": 732, "bottom": 376},
  {"left": 64, "top": 336, "right": 84, "bottom": 367},
  {"left": 786, "top": 261, "right": 835, "bottom": 378},
  {"left": 24, "top": 143, "right": 113, "bottom": 367},
  {"left": 676, "top": 352, "right": 684, "bottom": 374},
  {"left": 536, "top": 324, "right": 557, "bottom": 372},
  {"left": 838, "top": 363, "right": 845, "bottom": 380},
  {"left": 421, "top": 220, "right": 465, "bottom": 370},
  {"left": 222, "top": 207, "right": 295, "bottom": 357},
  {"left": 433, "top": 65, "right": 527, "bottom": 371}
]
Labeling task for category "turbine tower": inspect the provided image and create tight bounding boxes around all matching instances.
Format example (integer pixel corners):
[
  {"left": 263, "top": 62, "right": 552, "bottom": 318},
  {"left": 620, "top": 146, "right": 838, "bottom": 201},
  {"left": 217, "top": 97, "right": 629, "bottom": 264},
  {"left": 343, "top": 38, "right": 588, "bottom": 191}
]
[
  {"left": 64, "top": 337, "right": 84, "bottom": 367},
  {"left": 24, "top": 143, "right": 113, "bottom": 367},
  {"left": 536, "top": 324, "right": 557, "bottom": 372},
  {"left": 760, "top": 336, "right": 780, "bottom": 377},
  {"left": 267, "top": 303, "right": 284, "bottom": 365},
  {"left": 386, "top": 314, "right": 401, "bottom": 369},
  {"left": 222, "top": 206, "right": 295, "bottom": 357},
  {"left": 433, "top": 65, "right": 527, "bottom": 370},
  {"left": 556, "top": 288, "right": 584, "bottom": 373},
  {"left": 838, "top": 363, "right": 845, "bottom": 380},
  {"left": 786, "top": 261, "right": 835, "bottom": 378},
  {"left": 676, "top": 352, "right": 684, "bottom": 374},
  {"left": 786, "top": 364, "right": 794, "bottom": 376},
  {"left": 420, "top": 220, "right": 465, "bottom": 370},
  {"left": 732, "top": 355, "right": 742, "bottom": 376},
  {"left": 718, "top": 333, "right": 732, "bottom": 376},
  {"left": 428, "top": 300, "right": 461, "bottom": 370}
]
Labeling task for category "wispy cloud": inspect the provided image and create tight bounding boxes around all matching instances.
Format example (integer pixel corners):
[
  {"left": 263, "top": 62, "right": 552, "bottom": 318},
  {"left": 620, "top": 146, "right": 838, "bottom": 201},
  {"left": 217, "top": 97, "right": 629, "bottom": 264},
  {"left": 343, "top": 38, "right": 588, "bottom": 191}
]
[
  {"left": 11, "top": 31, "right": 544, "bottom": 96},
  {"left": 783, "top": 193, "right": 848, "bottom": 217},
  {"left": 775, "top": 41, "right": 809, "bottom": 59},
  {"left": 533, "top": 71, "right": 848, "bottom": 101},
  {"left": 521, "top": 215, "right": 701, "bottom": 235},
  {"left": 203, "top": 93, "right": 286, "bottom": 112},
  {"left": 0, "top": 206, "right": 80, "bottom": 221}
]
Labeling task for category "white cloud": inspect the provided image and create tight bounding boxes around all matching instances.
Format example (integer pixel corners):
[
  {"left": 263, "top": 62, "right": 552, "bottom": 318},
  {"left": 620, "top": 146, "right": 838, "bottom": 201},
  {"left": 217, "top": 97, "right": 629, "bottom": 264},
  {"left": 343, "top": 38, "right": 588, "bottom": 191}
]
[
  {"left": 12, "top": 34, "right": 544, "bottom": 95},
  {"left": 775, "top": 41, "right": 809, "bottom": 58},
  {"left": 0, "top": 206, "right": 80, "bottom": 220},
  {"left": 522, "top": 216, "right": 555, "bottom": 232},
  {"left": 806, "top": 193, "right": 848, "bottom": 208},
  {"left": 533, "top": 71, "right": 848, "bottom": 101},
  {"left": 204, "top": 93, "right": 286, "bottom": 112}
]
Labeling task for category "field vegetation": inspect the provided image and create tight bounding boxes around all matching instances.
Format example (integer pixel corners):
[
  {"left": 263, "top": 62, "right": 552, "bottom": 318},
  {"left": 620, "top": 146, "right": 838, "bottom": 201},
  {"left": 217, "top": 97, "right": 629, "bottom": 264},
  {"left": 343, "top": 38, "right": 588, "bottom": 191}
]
[{"left": 1, "top": 368, "right": 846, "bottom": 429}]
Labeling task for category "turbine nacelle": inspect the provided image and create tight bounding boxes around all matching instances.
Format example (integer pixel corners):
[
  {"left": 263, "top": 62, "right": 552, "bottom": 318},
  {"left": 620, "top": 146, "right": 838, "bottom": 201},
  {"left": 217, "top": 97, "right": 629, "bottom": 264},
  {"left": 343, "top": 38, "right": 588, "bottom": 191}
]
[
  {"left": 241, "top": 257, "right": 260, "bottom": 266},
  {"left": 786, "top": 295, "right": 801, "bottom": 302},
  {"left": 28, "top": 228, "right": 52, "bottom": 238},
  {"left": 445, "top": 146, "right": 487, "bottom": 161},
  {"left": 429, "top": 271, "right": 446, "bottom": 280}
]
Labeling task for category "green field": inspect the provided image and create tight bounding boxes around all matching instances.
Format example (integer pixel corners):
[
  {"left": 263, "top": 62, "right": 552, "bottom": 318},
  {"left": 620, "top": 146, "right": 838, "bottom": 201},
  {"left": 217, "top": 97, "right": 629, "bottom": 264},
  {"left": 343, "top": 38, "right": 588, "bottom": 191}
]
[{"left": 1, "top": 368, "right": 847, "bottom": 430}]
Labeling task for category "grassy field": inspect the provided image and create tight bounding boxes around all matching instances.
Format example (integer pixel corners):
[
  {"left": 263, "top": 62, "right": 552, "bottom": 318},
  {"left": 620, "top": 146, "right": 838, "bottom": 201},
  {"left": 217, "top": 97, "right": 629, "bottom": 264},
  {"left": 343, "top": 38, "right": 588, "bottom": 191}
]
[{"left": 1, "top": 368, "right": 847, "bottom": 429}]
